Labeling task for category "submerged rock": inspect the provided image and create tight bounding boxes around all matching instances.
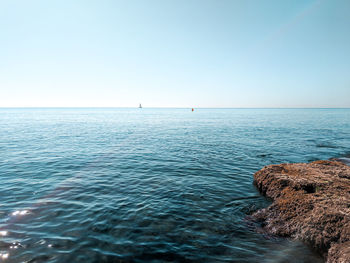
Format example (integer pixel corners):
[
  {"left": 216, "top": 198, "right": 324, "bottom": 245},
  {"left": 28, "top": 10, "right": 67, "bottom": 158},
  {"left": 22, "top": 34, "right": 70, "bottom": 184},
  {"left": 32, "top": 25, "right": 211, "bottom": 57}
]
[{"left": 253, "top": 160, "right": 350, "bottom": 263}]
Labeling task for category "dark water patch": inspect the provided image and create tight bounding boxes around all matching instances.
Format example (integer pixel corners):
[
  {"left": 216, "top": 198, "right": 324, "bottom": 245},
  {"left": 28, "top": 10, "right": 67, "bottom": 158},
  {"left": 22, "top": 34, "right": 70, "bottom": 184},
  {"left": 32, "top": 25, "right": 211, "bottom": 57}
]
[
  {"left": 332, "top": 157, "right": 350, "bottom": 166},
  {"left": 316, "top": 143, "right": 339, "bottom": 149}
]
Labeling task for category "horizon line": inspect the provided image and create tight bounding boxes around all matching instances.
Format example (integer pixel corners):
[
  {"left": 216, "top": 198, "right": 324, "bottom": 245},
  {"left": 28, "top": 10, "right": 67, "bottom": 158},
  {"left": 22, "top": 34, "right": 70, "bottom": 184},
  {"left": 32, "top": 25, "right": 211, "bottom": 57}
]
[{"left": 0, "top": 107, "right": 349, "bottom": 109}]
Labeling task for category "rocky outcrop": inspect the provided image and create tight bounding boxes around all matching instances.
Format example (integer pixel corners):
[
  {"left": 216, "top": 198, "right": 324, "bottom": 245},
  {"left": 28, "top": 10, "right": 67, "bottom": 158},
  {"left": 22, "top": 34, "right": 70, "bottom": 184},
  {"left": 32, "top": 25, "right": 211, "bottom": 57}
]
[{"left": 253, "top": 160, "right": 350, "bottom": 263}]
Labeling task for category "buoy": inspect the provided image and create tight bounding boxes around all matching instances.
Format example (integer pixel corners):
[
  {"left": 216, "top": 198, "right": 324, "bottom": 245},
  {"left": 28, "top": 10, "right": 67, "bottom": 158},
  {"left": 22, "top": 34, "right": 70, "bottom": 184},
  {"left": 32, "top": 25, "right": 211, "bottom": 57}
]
[{"left": 192, "top": 108, "right": 194, "bottom": 112}]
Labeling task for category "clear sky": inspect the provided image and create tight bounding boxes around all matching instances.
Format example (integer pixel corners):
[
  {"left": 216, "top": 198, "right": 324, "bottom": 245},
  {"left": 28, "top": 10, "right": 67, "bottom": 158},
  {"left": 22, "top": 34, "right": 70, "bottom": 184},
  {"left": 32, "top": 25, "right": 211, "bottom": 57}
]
[{"left": 1, "top": 0, "right": 349, "bottom": 108}]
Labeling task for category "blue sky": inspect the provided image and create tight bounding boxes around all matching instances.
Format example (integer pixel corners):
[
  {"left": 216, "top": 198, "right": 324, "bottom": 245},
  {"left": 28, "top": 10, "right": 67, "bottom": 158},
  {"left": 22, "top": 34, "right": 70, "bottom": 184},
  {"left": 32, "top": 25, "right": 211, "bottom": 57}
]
[{"left": 1, "top": 0, "right": 349, "bottom": 107}]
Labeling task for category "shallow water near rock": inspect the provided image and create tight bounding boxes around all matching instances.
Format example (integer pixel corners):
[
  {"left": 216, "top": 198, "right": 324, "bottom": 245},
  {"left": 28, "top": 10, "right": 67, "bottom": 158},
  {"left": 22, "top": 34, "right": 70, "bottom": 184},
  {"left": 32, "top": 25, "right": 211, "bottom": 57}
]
[{"left": 0, "top": 108, "right": 349, "bottom": 263}]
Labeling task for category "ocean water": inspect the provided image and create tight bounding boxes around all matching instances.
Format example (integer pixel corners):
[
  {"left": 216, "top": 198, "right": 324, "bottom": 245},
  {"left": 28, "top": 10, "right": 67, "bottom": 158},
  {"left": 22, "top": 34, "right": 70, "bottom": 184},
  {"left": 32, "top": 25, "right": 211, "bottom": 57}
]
[{"left": 0, "top": 108, "right": 349, "bottom": 263}]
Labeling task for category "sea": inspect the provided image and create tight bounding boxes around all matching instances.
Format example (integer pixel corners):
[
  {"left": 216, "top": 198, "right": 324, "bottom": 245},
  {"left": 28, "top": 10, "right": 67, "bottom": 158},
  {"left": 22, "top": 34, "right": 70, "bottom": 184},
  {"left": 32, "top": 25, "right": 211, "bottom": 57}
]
[{"left": 0, "top": 108, "right": 349, "bottom": 263}]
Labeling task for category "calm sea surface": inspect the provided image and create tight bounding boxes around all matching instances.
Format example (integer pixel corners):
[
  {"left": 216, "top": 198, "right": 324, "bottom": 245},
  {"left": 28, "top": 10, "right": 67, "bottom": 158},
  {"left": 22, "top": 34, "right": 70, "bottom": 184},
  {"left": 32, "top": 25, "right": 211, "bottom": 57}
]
[{"left": 0, "top": 108, "right": 349, "bottom": 263}]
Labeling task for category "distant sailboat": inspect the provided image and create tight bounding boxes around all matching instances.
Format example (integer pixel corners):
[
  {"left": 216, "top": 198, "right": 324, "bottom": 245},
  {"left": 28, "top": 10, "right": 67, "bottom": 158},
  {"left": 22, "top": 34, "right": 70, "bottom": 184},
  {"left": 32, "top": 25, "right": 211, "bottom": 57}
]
[{"left": 139, "top": 103, "right": 142, "bottom": 108}]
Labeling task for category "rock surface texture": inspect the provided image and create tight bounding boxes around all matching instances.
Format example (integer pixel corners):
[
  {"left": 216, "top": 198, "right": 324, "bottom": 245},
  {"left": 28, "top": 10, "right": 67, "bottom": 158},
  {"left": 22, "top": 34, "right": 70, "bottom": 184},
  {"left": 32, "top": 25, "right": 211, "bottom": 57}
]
[{"left": 253, "top": 160, "right": 350, "bottom": 263}]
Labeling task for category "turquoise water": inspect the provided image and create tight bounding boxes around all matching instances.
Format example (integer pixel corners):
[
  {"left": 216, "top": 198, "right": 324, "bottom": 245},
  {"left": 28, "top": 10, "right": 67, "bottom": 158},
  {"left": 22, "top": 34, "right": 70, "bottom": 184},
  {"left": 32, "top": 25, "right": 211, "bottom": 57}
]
[{"left": 0, "top": 108, "right": 349, "bottom": 263}]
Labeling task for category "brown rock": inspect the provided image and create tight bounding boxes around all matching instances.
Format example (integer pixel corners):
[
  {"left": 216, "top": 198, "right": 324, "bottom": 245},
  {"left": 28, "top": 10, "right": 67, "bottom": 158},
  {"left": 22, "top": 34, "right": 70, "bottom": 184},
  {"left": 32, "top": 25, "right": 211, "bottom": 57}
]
[{"left": 253, "top": 160, "right": 350, "bottom": 263}]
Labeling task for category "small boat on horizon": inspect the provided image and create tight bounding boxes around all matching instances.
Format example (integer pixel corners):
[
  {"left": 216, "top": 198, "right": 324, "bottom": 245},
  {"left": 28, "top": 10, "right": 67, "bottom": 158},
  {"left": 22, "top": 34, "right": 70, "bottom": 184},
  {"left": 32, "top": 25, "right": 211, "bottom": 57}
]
[{"left": 139, "top": 103, "right": 142, "bottom": 108}]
